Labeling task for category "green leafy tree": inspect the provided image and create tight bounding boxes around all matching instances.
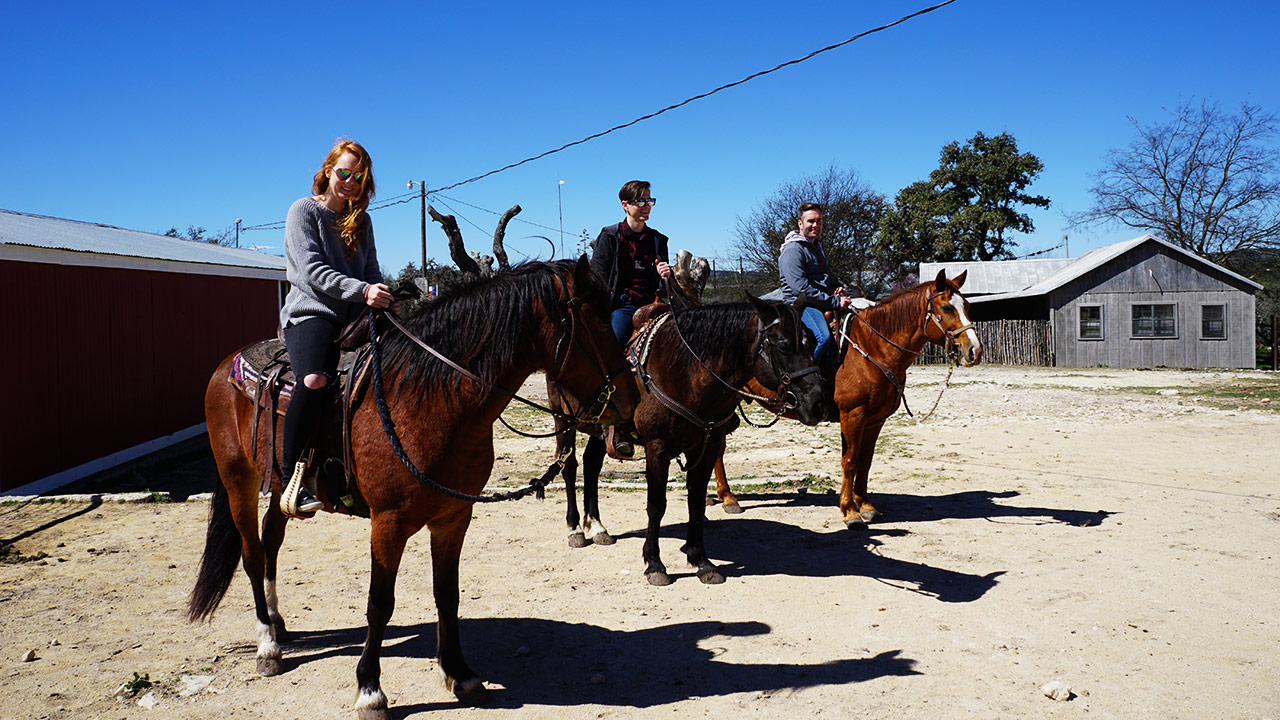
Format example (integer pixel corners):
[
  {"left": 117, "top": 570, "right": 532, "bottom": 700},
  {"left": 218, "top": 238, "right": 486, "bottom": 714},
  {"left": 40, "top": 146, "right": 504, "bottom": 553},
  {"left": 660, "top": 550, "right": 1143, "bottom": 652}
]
[
  {"left": 733, "top": 165, "right": 890, "bottom": 295},
  {"left": 879, "top": 131, "right": 1050, "bottom": 265},
  {"left": 1072, "top": 100, "right": 1280, "bottom": 267}
]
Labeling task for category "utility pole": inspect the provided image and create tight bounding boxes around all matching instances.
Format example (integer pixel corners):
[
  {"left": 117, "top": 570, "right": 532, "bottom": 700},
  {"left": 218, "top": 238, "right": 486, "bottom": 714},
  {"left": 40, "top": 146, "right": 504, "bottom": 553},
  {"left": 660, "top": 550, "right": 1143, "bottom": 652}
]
[
  {"left": 407, "top": 180, "right": 427, "bottom": 273},
  {"left": 557, "top": 180, "right": 565, "bottom": 258},
  {"left": 234, "top": 218, "right": 241, "bottom": 249},
  {"left": 1063, "top": 233, "right": 1069, "bottom": 258}
]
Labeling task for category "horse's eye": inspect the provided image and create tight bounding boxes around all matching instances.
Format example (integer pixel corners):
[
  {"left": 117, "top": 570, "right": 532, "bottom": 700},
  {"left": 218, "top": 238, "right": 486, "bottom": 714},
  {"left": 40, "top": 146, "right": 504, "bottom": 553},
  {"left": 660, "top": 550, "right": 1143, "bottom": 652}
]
[{"left": 942, "top": 304, "right": 956, "bottom": 315}]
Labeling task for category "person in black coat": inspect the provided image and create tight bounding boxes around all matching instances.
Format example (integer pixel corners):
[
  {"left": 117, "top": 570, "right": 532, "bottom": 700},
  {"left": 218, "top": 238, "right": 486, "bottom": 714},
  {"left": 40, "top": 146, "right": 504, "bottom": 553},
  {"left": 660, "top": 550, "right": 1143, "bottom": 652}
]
[{"left": 589, "top": 180, "right": 672, "bottom": 458}]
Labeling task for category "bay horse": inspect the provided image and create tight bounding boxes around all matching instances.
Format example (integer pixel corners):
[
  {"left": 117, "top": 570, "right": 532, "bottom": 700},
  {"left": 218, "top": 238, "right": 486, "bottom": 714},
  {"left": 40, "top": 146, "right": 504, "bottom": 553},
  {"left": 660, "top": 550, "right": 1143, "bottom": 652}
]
[
  {"left": 712, "top": 270, "right": 981, "bottom": 528},
  {"left": 549, "top": 296, "right": 830, "bottom": 585},
  {"left": 188, "top": 258, "right": 637, "bottom": 719}
]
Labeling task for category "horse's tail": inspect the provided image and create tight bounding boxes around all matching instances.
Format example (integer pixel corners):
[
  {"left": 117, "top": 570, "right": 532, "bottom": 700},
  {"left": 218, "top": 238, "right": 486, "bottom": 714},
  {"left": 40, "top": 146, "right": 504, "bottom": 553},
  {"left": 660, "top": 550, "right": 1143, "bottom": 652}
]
[{"left": 187, "top": 474, "right": 241, "bottom": 622}]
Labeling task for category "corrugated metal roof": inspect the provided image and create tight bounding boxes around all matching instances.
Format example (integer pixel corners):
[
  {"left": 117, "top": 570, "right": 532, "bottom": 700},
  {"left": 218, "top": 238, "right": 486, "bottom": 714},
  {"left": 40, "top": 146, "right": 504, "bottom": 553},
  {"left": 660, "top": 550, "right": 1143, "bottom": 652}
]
[
  {"left": 919, "top": 257, "right": 1073, "bottom": 295},
  {"left": 921, "top": 235, "right": 1262, "bottom": 303},
  {"left": 0, "top": 208, "right": 286, "bottom": 273}
]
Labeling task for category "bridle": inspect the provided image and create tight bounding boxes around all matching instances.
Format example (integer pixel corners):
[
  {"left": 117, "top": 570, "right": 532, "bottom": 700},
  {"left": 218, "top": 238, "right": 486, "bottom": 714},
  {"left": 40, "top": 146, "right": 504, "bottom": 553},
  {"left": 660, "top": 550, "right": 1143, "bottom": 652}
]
[
  {"left": 543, "top": 274, "right": 633, "bottom": 429},
  {"left": 664, "top": 300, "right": 819, "bottom": 408},
  {"left": 838, "top": 286, "right": 972, "bottom": 416},
  {"left": 643, "top": 298, "right": 821, "bottom": 465},
  {"left": 745, "top": 305, "right": 823, "bottom": 413},
  {"left": 925, "top": 290, "right": 975, "bottom": 359}
]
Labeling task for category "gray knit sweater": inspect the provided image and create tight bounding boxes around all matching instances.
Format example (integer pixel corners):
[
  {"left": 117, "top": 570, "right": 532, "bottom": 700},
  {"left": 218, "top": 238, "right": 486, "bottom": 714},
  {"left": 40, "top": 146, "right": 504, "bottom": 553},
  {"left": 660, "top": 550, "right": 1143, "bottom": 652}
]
[{"left": 279, "top": 197, "right": 382, "bottom": 329}]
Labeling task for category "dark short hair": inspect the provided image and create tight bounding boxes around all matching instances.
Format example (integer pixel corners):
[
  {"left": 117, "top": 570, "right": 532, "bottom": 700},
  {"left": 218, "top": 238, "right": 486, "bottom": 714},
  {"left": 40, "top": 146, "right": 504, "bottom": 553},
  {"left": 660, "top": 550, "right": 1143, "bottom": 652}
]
[
  {"left": 619, "top": 180, "right": 651, "bottom": 203},
  {"left": 798, "top": 203, "right": 822, "bottom": 216}
]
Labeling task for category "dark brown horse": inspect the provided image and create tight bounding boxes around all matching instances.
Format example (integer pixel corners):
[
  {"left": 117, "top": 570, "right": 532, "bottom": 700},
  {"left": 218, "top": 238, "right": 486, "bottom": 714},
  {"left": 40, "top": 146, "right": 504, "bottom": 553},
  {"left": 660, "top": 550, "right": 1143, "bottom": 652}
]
[
  {"left": 712, "top": 270, "right": 981, "bottom": 528},
  {"left": 188, "top": 258, "right": 637, "bottom": 719},
  {"left": 550, "top": 296, "right": 830, "bottom": 585}
]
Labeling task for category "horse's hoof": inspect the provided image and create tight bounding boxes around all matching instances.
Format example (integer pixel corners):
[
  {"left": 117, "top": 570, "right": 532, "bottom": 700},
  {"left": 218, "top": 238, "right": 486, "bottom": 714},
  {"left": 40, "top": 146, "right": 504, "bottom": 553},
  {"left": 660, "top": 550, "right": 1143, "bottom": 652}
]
[
  {"left": 256, "top": 656, "right": 283, "bottom": 677},
  {"left": 704, "top": 494, "right": 717, "bottom": 507},
  {"left": 859, "top": 508, "right": 881, "bottom": 524},
  {"left": 355, "top": 688, "right": 390, "bottom": 720},
  {"left": 568, "top": 532, "right": 589, "bottom": 549},
  {"left": 722, "top": 502, "right": 743, "bottom": 515},
  {"left": 449, "top": 677, "right": 489, "bottom": 706},
  {"left": 843, "top": 516, "right": 868, "bottom": 531},
  {"left": 591, "top": 531, "right": 616, "bottom": 546},
  {"left": 646, "top": 571, "right": 672, "bottom": 586},
  {"left": 697, "top": 568, "right": 726, "bottom": 585}
]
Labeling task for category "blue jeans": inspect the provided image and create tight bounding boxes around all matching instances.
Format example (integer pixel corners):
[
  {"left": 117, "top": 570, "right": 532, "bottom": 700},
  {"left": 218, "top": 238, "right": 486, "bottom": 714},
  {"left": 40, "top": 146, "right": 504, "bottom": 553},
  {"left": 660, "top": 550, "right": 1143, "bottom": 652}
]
[
  {"left": 610, "top": 299, "right": 641, "bottom": 347},
  {"left": 801, "top": 306, "right": 833, "bottom": 363}
]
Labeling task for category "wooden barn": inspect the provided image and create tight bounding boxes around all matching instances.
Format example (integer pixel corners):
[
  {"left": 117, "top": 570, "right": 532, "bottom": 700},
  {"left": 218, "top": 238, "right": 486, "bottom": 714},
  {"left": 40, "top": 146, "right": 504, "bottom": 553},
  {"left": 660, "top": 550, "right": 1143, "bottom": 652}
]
[
  {"left": 921, "top": 234, "right": 1261, "bottom": 368},
  {"left": 0, "top": 209, "right": 286, "bottom": 495}
]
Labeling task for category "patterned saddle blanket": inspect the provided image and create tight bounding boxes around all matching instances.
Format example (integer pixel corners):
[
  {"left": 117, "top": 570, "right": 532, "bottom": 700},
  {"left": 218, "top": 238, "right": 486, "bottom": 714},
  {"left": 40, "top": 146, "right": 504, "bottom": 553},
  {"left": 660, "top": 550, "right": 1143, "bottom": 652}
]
[
  {"left": 228, "top": 339, "right": 372, "bottom": 416},
  {"left": 625, "top": 310, "right": 672, "bottom": 371}
]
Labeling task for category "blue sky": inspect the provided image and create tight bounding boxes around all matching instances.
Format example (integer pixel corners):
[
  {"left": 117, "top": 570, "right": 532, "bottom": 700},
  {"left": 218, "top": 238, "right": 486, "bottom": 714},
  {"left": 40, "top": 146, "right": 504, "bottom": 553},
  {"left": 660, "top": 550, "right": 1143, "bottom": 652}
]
[{"left": 6, "top": 1, "right": 1278, "bottom": 275}]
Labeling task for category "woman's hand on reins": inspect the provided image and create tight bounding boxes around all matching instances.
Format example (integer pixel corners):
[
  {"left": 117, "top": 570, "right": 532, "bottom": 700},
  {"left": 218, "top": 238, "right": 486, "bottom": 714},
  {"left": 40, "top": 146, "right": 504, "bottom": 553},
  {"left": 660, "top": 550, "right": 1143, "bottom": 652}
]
[{"left": 365, "top": 283, "right": 394, "bottom": 309}]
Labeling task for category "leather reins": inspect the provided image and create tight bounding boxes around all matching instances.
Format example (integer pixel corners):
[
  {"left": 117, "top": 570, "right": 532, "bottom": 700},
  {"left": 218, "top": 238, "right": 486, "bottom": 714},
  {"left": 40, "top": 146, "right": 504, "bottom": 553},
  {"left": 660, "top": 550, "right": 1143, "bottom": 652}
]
[{"left": 365, "top": 276, "right": 629, "bottom": 503}]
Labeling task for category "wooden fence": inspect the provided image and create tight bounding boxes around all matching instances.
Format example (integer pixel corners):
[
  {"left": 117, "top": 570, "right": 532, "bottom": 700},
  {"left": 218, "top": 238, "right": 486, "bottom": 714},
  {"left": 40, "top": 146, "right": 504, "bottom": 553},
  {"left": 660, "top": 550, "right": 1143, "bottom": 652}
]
[{"left": 916, "top": 319, "right": 1053, "bottom": 366}]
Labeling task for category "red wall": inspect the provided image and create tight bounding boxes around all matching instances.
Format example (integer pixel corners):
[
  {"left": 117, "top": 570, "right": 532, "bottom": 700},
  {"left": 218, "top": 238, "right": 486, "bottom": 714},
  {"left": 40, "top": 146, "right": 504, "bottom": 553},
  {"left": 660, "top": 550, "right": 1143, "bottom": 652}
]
[{"left": 1, "top": 260, "right": 280, "bottom": 491}]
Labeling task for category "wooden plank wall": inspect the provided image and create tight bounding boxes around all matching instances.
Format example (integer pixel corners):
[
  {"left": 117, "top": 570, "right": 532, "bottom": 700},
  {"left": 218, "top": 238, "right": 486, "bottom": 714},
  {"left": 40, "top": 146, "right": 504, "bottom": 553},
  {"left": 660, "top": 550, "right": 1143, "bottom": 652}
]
[
  {"left": 1050, "top": 245, "right": 1256, "bottom": 368},
  {"left": 917, "top": 319, "right": 1052, "bottom": 366}
]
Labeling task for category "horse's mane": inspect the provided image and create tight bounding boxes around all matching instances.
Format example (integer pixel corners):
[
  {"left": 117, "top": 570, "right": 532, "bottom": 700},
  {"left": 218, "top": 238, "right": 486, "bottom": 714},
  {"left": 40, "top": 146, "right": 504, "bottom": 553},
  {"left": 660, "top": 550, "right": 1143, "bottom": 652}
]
[
  {"left": 857, "top": 281, "right": 930, "bottom": 334},
  {"left": 660, "top": 302, "right": 756, "bottom": 374},
  {"left": 380, "top": 260, "right": 597, "bottom": 397}
]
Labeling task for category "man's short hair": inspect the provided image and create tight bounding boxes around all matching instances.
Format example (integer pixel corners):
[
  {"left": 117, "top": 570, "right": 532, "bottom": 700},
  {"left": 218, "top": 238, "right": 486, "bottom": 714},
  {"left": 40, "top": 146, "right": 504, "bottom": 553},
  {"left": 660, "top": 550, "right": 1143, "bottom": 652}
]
[
  {"left": 619, "top": 180, "right": 651, "bottom": 203},
  {"left": 798, "top": 202, "right": 823, "bottom": 216}
]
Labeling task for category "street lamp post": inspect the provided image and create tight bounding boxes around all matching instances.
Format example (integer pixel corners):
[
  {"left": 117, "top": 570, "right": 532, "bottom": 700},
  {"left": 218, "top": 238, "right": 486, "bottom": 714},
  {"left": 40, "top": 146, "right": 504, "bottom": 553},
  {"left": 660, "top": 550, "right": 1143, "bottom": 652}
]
[
  {"left": 234, "top": 218, "right": 241, "bottom": 249},
  {"left": 557, "top": 180, "right": 565, "bottom": 258}
]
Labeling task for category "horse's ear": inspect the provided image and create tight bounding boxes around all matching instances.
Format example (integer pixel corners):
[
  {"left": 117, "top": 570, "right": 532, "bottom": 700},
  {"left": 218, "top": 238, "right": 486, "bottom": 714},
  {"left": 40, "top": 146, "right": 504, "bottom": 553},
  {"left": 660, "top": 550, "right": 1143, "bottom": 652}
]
[
  {"left": 573, "top": 254, "right": 592, "bottom": 287},
  {"left": 746, "top": 293, "right": 777, "bottom": 319},
  {"left": 952, "top": 270, "right": 967, "bottom": 289},
  {"left": 934, "top": 268, "right": 948, "bottom": 292}
]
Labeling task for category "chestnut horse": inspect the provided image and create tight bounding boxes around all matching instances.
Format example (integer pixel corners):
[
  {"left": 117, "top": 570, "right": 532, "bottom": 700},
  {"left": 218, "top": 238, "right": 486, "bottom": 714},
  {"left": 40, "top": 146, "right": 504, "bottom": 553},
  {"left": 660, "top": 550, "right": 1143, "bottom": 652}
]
[
  {"left": 549, "top": 296, "right": 830, "bottom": 585},
  {"left": 188, "top": 258, "right": 637, "bottom": 719},
  {"left": 712, "top": 270, "right": 981, "bottom": 528}
]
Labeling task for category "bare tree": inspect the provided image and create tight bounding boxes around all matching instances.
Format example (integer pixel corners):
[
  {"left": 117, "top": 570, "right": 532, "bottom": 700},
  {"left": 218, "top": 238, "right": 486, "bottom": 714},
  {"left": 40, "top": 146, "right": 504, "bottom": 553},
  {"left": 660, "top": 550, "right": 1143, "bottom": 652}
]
[
  {"left": 1073, "top": 100, "right": 1280, "bottom": 266},
  {"left": 428, "top": 203, "right": 522, "bottom": 281},
  {"left": 733, "top": 165, "right": 889, "bottom": 295}
]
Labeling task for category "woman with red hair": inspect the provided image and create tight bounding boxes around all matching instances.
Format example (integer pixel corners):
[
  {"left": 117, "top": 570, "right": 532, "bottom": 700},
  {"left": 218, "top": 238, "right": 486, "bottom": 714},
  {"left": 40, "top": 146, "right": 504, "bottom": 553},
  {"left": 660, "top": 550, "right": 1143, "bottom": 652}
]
[{"left": 278, "top": 138, "right": 393, "bottom": 517}]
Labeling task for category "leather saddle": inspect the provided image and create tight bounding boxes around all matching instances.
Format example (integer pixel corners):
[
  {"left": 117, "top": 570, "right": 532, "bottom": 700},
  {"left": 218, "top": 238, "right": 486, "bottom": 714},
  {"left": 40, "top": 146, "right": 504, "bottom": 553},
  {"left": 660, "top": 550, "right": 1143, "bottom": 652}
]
[{"left": 227, "top": 338, "right": 374, "bottom": 517}]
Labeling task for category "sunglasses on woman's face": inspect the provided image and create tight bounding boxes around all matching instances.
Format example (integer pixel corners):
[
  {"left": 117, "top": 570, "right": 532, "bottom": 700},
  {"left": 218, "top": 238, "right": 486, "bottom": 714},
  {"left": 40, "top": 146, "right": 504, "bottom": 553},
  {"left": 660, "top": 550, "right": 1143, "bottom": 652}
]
[{"left": 334, "top": 167, "right": 365, "bottom": 183}]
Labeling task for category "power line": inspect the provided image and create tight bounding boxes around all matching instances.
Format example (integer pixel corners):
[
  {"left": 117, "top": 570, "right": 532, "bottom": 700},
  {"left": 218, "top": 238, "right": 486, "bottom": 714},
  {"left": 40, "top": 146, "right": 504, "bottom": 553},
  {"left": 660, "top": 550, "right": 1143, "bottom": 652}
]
[
  {"left": 240, "top": 1, "right": 957, "bottom": 232},
  {"left": 435, "top": 193, "right": 568, "bottom": 237},
  {"left": 1017, "top": 242, "right": 1065, "bottom": 259},
  {"left": 425, "top": 0, "right": 957, "bottom": 195}
]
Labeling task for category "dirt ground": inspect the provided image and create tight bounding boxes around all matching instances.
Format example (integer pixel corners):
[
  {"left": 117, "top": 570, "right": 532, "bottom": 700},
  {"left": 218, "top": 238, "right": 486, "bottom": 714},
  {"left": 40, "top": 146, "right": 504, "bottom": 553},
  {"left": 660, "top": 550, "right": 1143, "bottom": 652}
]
[{"left": 2, "top": 365, "right": 1278, "bottom": 720}]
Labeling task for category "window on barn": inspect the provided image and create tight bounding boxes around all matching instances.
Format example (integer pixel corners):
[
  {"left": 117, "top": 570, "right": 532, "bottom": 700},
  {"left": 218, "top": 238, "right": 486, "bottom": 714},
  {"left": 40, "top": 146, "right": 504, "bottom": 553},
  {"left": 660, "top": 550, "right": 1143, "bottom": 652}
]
[
  {"left": 1201, "top": 304, "right": 1226, "bottom": 339},
  {"left": 1079, "top": 305, "right": 1103, "bottom": 340},
  {"left": 1131, "top": 304, "right": 1177, "bottom": 338}
]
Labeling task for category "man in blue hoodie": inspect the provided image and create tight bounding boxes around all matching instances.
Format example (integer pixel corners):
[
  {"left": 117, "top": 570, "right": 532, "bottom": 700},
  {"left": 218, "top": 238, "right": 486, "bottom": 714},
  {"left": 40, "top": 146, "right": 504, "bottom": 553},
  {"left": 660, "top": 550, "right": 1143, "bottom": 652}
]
[{"left": 778, "top": 203, "right": 853, "bottom": 362}]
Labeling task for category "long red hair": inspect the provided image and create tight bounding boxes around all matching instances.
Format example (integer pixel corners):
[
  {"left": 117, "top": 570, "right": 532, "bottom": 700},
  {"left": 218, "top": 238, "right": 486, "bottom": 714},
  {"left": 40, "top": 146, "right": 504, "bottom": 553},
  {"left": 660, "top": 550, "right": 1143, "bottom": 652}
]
[{"left": 312, "top": 138, "right": 376, "bottom": 257}]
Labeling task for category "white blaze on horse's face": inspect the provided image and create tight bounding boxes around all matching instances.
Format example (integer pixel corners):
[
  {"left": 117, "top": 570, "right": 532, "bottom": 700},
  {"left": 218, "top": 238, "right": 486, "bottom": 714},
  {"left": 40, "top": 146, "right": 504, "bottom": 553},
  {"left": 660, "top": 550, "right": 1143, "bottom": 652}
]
[{"left": 951, "top": 291, "right": 982, "bottom": 366}]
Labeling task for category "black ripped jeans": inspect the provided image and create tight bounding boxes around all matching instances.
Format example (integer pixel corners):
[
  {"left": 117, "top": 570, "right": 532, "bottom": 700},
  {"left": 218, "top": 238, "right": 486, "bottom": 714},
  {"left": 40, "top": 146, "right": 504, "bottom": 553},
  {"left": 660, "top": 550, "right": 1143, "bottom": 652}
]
[{"left": 282, "top": 318, "right": 340, "bottom": 471}]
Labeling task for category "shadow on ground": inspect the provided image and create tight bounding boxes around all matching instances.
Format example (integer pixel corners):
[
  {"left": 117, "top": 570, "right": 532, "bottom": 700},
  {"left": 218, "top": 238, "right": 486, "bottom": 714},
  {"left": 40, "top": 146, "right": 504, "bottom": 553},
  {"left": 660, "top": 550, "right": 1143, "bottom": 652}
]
[{"left": 263, "top": 616, "right": 919, "bottom": 712}]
